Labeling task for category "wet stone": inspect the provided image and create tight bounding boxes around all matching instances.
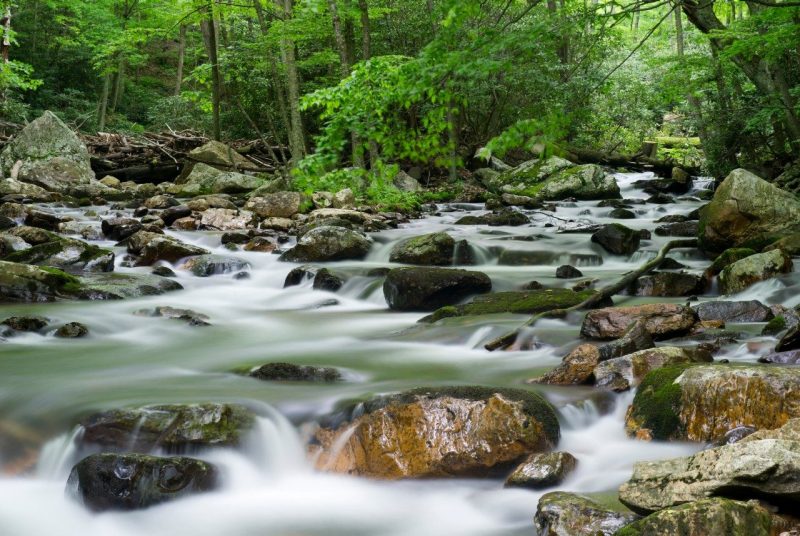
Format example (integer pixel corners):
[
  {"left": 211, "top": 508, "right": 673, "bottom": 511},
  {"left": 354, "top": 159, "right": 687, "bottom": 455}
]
[
  {"left": 504, "top": 451, "right": 577, "bottom": 489},
  {"left": 55, "top": 322, "right": 89, "bottom": 338},
  {"left": 248, "top": 362, "right": 341, "bottom": 382}
]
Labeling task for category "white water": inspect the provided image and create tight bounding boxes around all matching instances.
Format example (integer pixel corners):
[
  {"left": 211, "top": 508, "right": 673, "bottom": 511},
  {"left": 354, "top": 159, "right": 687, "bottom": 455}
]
[{"left": 0, "top": 172, "right": 786, "bottom": 535}]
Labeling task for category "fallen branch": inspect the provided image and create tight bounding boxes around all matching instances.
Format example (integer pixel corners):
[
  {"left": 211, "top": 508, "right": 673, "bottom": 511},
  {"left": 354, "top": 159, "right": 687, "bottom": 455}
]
[{"left": 484, "top": 238, "right": 699, "bottom": 351}]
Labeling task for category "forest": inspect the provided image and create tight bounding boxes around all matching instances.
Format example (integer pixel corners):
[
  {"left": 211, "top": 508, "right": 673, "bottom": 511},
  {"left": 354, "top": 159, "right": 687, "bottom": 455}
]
[{"left": 1, "top": 1, "right": 800, "bottom": 535}]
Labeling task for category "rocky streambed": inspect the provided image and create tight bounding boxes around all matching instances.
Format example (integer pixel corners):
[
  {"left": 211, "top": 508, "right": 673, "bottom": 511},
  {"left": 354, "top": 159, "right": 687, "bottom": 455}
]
[{"left": 2, "top": 113, "right": 800, "bottom": 535}]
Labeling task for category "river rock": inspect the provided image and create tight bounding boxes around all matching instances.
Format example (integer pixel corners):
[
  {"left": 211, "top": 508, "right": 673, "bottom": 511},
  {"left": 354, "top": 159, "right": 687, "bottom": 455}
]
[
  {"left": 654, "top": 220, "right": 699, "bottom": 237},
  {"left": 591, "top": 223, "right": 640, "bottom": 255},
  {"left": 144, "top": 194, "right": 179, "bottom": 209},
  {"left": 77, "top": 273, "right": 183, "bottom": 300},
  {"left": 126, "top": 230, "right": 209, "bottom": 265},
  {"left": 312, "top": 267, "right": 344, "bottom": 291},
  {"left": 706, "top": 247, "right": 757, "bottom": 276},
  {"left": 534, "top": 492, "right": 638, "bottom": 536},
  {"left": 135, "top": 306, "right": 210, "bottom": 326},
  {"left": 24, "top": 209, "right": 63, "bottom": 231},
  {"left": 245, "top": 192, "right": 305, "bottom": 218},
  {"left": 699, "top": 168, "right": 800, "bottom": 254},
  {"left": 181, "top": 254, "right": 250, "bottom": 277},
  {"left": 593, "top": 346, "right": 712, "bottom": 392},
  {"left": 67, "top": 453, "right": 218, "bottom": 511},
  {"left": 776, "top": 325, "right": 800, "bottom": 352},
  {"left": 694, "top": 300, "right": 774, "bottom": 323},
  {"left": 486, "top": 157, "right": 620, "bottom": 201},
  {"left": 187, "top": 140, "right": 259, "bottom": 171},
  {"left": 389, "top": 232, "right": 455, "bottom": 265},
  {"left": 615, "top": 498, "right": 780, "bottom": 536},
  {"left": 2, "top": 228, "right": 115, "bottom": 273},
  {"left": 496, "top": 249, "right": 602, "bottom": 266},
  {"left": 630, "top": 272, "right": 706, "bottom": 297},
  {"left": 619, "top": 418, "right": 800, "bottom": 514},
  {"left": 581, "top": 303, "right": 698, "bottom": 340},
  {"left": 161, "top": 204, "right": 191, "bottom": 226},
  {"left": 174, "top": 162, "right": 263, "bottom": 196},
  {"left": 54, "top": 321, "right": 89, "bottom": 338},
  {"left": 384, "top": 267, "right": 492, "bottom": 311},
  {"left": 313, "top": 386, "right": 560, "bottom": 478},
  {"left": 0, "top": 260, "right": 83, "bottom": 302},
  {"left": 765, "top": 233, "right": 800, "bottom": 256},
  {"left": 625, "top": 364, "right": 800, "bottom": 442},
  {"left": 0, "top": 111, "right": 94, "bottom": 193},
  {"left": 280, "top": 226, "right": 372, "bottom": 263},
  {"left": 556, "top": 265, "right": 583, "bottom": 279},
  {"left": 248, "top": 362, "right": 341, "bottom": 382},
  {"left": 2, "top": 315, "right": 49, "bottom": 332},
  {"left": 455, "top": 208, "right": 530, "bottom": 226},
  {"left": 78, "top": 403, "right": 255, "bottom": 452},
  {"left": 719, "top": 249, "right": 792, "bottom": 294},
  {"left": 101, "top": 217, "right": 142, "bottom": 241},
  {"left": 0, "top": 178, "right": 53, "bottom": 201},
  {"left": 505, "top": 451, "right": 577, "bottom": 489}
]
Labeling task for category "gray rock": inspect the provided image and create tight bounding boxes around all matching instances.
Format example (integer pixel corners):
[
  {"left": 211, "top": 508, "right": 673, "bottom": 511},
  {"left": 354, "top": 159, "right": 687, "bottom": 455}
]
[
  {"left": 279, "top": 226, "right": 372, "bottom": 262},
  {"left": 180, "top": 254, "right": 250, "bottom": 277},
  {"left": 55, "top": 322, "right": 89, "bottom": 338},
  {"left": 534, "top": 492, "right": 638, "bottom": 536},
  {"left": 594, "top": 346, "right": 712, "bottom": 391},
  {"left": 383, "top": 267, "right": 492, "bottom": 311},
  {"left": 719, "top": 249, "right": 793, "bottom": 294},
  {"left": 504, "top": 451, "right": 577, "bottom": 489},
  {"left": 389, "top": 232, "right": 455, "bottom": 266},
  {"left": 248, "top": 362, "right": 341, "bottom": 382},
  {"left": 245, "top": 191, "right": 305, "bottom": 218},
  {"left": 694, "top": 300, "right": 774, "bottom": 323},
  {"left": 126, "top": 230, "right": 209, "bottom": 266},
  {"left": 591, "top": 224, "right": 640, "bottom": 255}
]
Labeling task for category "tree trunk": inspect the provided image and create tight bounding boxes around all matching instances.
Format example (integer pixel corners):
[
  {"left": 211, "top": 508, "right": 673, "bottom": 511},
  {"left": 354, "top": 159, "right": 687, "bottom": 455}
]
[
  {"left": 1, "top": 5, "right": 10, "bottom": 64},
  {"left": 276, "top": 0, "right": 306, "bottom": 162},
  {"left": 110, "top": 56, "right": 125, "bottom": 113},
  {"left": 358, "top": 0, "right": 370, "bottom": 59},
  {"left": 200, "top": 6, "right": 222, "bottom": 141},
  {"left": 97, "top": 72, "right": 111, "bottom": 131},
  {"left": 673, "top": 3, "right": 684, "bottom": 56},
  {"left": 253, "top": 0, "right": 292, "bottom": 151},
  {"left": 175, "top": 25, "right": 186, "bottom": 95}
]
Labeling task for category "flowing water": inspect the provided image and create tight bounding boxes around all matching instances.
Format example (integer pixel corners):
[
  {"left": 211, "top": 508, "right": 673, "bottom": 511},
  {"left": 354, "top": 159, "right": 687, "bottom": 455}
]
[{"left": 0, "top": 172, "right": 797, "bottom": 535}]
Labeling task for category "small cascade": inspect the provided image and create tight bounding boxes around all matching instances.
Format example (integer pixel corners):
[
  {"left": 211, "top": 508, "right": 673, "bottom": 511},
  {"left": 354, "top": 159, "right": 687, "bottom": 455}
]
[{"left": 35, "top": 426, "right": 83, "bottom": 480}]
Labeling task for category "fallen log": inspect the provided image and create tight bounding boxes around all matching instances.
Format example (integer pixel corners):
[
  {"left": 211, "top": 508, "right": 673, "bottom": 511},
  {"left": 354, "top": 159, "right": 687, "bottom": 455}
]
[
  {"left": 95, "top": 163, "right": 183, "bottom": 184},
  {"left": 484, "top": 238, "right": 699, "bottom": 351}
]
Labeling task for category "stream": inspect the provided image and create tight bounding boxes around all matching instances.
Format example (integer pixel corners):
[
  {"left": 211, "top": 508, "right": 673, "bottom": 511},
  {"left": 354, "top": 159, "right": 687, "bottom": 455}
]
[{"left": 1, "top": 172, "right": 798, "bottom": 535}]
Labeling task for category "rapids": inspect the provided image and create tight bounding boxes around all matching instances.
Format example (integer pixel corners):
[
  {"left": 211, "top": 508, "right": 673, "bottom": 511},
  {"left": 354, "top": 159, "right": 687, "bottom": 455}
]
[{"left": 0, "top": 172, "right": 797, "bottom": 535}]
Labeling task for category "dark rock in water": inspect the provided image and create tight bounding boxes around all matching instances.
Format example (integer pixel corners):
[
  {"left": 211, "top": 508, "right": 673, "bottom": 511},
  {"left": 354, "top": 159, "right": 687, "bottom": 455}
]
[
  {"left": 295, "top": 217, "right": 354, "bottom": 240},
  {"left": 4, "top": 226, "right": 115, "bottom": 273},
  {"left": 555, "top": 265, "right": 583, "bottom": 279},
  {"left": 615, "top": 498, "right": 778, "bottom": 536},
  {"left": 455, "top": 209, "right": 529, "bottom": 226},
  {"left": 389, "top": 232, "right": 455, "bottom": 266},
  {"left": 55, "top": 322, "right": 88, "bottom": 338},
  {"left": 654, "top": 221, "right": 699, "bottom": 237},
  {"left": 24, "top": 209, "right": 63, "bottom": 231},
  {"left": 776, "top": 324, "right": 800, "bottom": 352},
  {"left": 181, "top": 254, "right": 250, "bottom": 277},
  {"left": 634, "top": 177, "right": 690, "bottom": 195},
  {"left": 383, "top": 267, "right": 492, "bottom": 312},
  {"left": 280, "top": 226, "right": 372, "bottom": 263},
  {"left": 522, "top": 280, "right": 544, "bottom": 290},
  {"left": 504, "top": 451, "right": 577, "bottom": 489},
  {"left": 313, "top": 385, "right": 559, "bottom": 478},
  {"left": 534, "top": 491, "right": 638, "bottom": 536},
  {"left": 78, "top": 403, "right": 255, "bottom": 452},
  {"left": 711, "top": 425, "right": 757, "bottom": 447},
  {"left": 591, "top": 224, "right": 640, "bottom": 255},
  {"left": 421, "top": 288, "right": 597, "bottom": 323},
  {"left": 631, "top": 272, "right": 706, "bottom": 297},
  {"left": 161, "top": 205, "right": 191, "bottom": 226},
  {"left": 221, "top": 231, "right": 249, "bottom": 245},
  {"left": 77, "top": 273, "right": 183, "bottom": 300},
  {"left": 101, "top": 217, "right": 142, "bottom": 241},
  {"left": 497, "top": 249, "right": 602, "bottom": 267},
  {"left": 151, "top": 266, "right": 176, "bottom": 277},
  {"left": 127, "top": 230, "right": 208, "bottom": 266},
  {"left": 597, "top": 199, "right": 631, "bottom": 208},
  {"left": 243, "top": 236, "right": 277, "bottom": 252},
  {"left": 759, "top": 350, "right": 800, "bottom": 364},
  {"left": 609, "top": 207, "right": 636, "bottom": 219},
  {"left": 693, "top": 300, "right": 773, "bottom": 323},
  {"left": 581, "top": 303, "right": 698, "bottom": 340},
  {"left": 248, "top": 362, "right": 341, "bottom": 382},
  {"left": 135, "top": 306, "right": 210, "bottom": 326},
  {"left": 655, "top": 214, "right": 689, "bottom": 223},
  {"left": 0, "top": 215, "right": 16, "bottom": 230},
  {"left": 284, "top": 265, "right": 316, "bottom": 287},
  {"left": 2, "top": 315, "right": 49, "bottom": 332},
  {"left": 659, "top": 257, "right": 687, "bottom": 270},
  {"left": 67, "top": 453, "right": 218, "bottom": 511},
  {"left": 646, "top": 192, "right": 674, "bottom": 204},
  {"left": 638, "top": 229, "right": 651, "bottom": 240},
  {"left": 313, "top": 268, "right": 344, "bottom": 292}
]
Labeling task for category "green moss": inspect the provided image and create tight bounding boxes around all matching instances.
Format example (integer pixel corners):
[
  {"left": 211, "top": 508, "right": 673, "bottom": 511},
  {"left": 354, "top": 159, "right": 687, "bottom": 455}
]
[
  {"left": 762, "top": 315, "right": 787, "bottom": 336},
  {"left": 707, "top": 248, "right": 756, "bottom": 275},
  {"left": 38, "top": 266, "right": 82, "bottom": 293},
  {"left": 420, "top": 289, "right": 595, "bottom": 323},
  {"left": 627, "top": 364, "right": 696, "bottom": 440}
]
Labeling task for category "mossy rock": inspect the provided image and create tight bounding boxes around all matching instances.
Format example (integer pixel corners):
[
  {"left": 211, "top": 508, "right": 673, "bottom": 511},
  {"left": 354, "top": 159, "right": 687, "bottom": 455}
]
[
  {"left": 77, "top": 273, "right": 183, "bottom": 300},
  {"left": 762, "top": 315, "right": 787, "bottom": 336},
  {"left": 624, "top": 364, "right": 693, "bottom": 440},
  {"left": 706, "top": 248, "right": 756, "bottom": 276},
  {"left": 3, "top": 231, "right": 114, "bottom": 273},
  {"left": 0, "top": 260, "right": 84, "bottom": 302},
  {"left": 389, "top": 232, "right": 455, "bottom": 266},
  {"left": 420, "top": 288, "right": 597, "bottom": 322},
  {"left": 535, "top": 491, "right": 639, "bottom": 536}
]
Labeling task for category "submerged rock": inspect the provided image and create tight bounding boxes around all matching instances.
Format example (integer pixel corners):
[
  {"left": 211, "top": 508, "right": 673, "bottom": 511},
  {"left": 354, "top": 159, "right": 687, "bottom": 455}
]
[
  {"left": 389, "top": 232, "right": 455, "bottom": 266},
  {"left": 383, "top": 267, "right": 492, "bottom": 311},
  {"left": 581, "top": 303, "right": 697, "bottom": 340},
  {"left": 698, "top": 168, "right": 800, "bottom": 254},
  {"left": 248, "top": 362, "right": 341, "bottom": 382},
  {"left": 78, "top": 403, "right": 255, "bottom": 452},
  {"left": 313, "top": 386, "right": 560, "bottom": 478},
  {"left": 534, "top": 492, "right": 638, "bottom": 536},
  {"left": 279, "top": 226, "right": 372, "bottom": 263},
  {"left": 718, "top": 249, "right": 792, "bottom": 294},
  {"left": 67, "top": 453, "right": 218, "bottom": 511},
  {"left": 625, "top": 364, "right": 800, "bottom": 442},
  {"left": 591, "top": 224, "right": 640, "bottom": 255},
  {"left": 694, "top": 300, "right": 774, "bottom": 323},
  {"left": 55, "top": 322, "right": 89, "bottom": 338},
  {"left": 134, "top": 306, "right": 210, "bottom": 326},
  {"left": 504, "top": 451, "right": 577, "bottom": 489}
]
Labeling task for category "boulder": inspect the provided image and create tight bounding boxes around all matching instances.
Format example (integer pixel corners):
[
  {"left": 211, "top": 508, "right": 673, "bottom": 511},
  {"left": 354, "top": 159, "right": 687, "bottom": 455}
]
[
  {"left": 126, "top": 230, "right": 209, "bottom": 265},
  {"left": 0, "top": 260, "right": 83, "bottom": 302},
  {"left": 180, "top": 254, "right": 250, "bottom": 277},
  {"left": 591, "top": 224, "right": 640, "bottom": 255},
  {"left": 630, "top": 272, "right": 706, "bottom": 297},
  {"left": 615, "top": 498, "right": 778, "bottom": 536},
  {"left": 625, "top": 364, "right": 800, "bottom": 442},
  {"left": 55, "top": 322, "right": 89, "bottom": 338},
  {"left": 312, "top": 267, "right": 344, "bottom": 291},
  {"left": 764, "top": 232, "right": 800, "bottom": 256},
  {"left": 67, "top": 453, "right": 218, "bottom": 511},
  {"left": 581, "top": 303, "right": 698, "bottom": 340},
  {"left": 534, "top": 492, "right": 638, "bottom": 536},
  {"left": 619, "top": 418, "right": 800, "bottom": 514},
  {"left": 2, "top": 228, "right": 115, "bottom": 273},
  {"left": 161, "top": 205, "right": 191, "bottom": 226},
  {"left": 706, "top": 247, "right": 757, "bottom": 276},
  {"left": 393, "top": 170, "right": 421, "bottom": 192},
  {"left": 187, "top": 140, "right": 259, "bottom": 171},
  {"left": 654, "top": 221, "right": 699, "bottom": 237},
  {"left": 556, "top": 265, "right": 583, "bottom": 279},
  {"left": 173, "top": 162, "right": 263, "bottom": 196},
  {"left": 332, "top": 188, "right": 355, "bottom": 208},
  {"left": 383, "top": 267, "right": 492, "bottom": 311},
  {"left": 247, "top": 362, "right": 341, "bottom": 382},
  {"left": 504, "top": 451, "right": 577, "bottom": 489},
  {"left": 455, "top": 209, "right": 530, "bottom": 226},
  {"left": 389, "top": 232, "right": 455, "bottom": 266},
  {"left": 0, "top": 111, "right": 94, "bottom": 193},
  {"left": 693, "top": 300, "right": 774, "bottom": 323},
  {"left": 312, "top": 386, "right": 559, "bottom": 478},
  {"left": 776, "top": 325, "right": 800, "bottom": 352},
  {"left": 698, "top": 168, "right": 800, "bottom": 254},
  {"left": 718, "top": 249, "right": 792, "bottom": 294},
  {"left": 244, "top": 192, "right": 305, "bottom": 218},
  {"left": 143, "top": 194, "right": 178, "bottom": 209},
  {"left": 593, "top": 346, "right": 712, "bottom": 392},
  {"left": 0, "top": 178, "right": 53, "bottom": 201},
  {"left": 279, "top": 226, "right": 372, "bottom": 262},
  {"left": 101, "top": 217, "right": 142, "bottom": 241},
  {"left": 76, "top": 273, "right": 183, "bottom": 300},
  {"left": 78, "top": 403, "right": 255, "bottom": 452},
  {"left": 485, "top": 157, "right": 619, "bottom": 201}
]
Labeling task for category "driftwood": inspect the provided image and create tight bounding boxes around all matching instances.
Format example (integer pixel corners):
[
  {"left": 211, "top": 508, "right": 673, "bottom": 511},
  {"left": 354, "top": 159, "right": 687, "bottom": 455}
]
[
  {"left": 484, "top": 238, "right": 699, "bottom": 351},
  {"left": 564, "top": 146, "right": 702, "bottom": 177}
]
